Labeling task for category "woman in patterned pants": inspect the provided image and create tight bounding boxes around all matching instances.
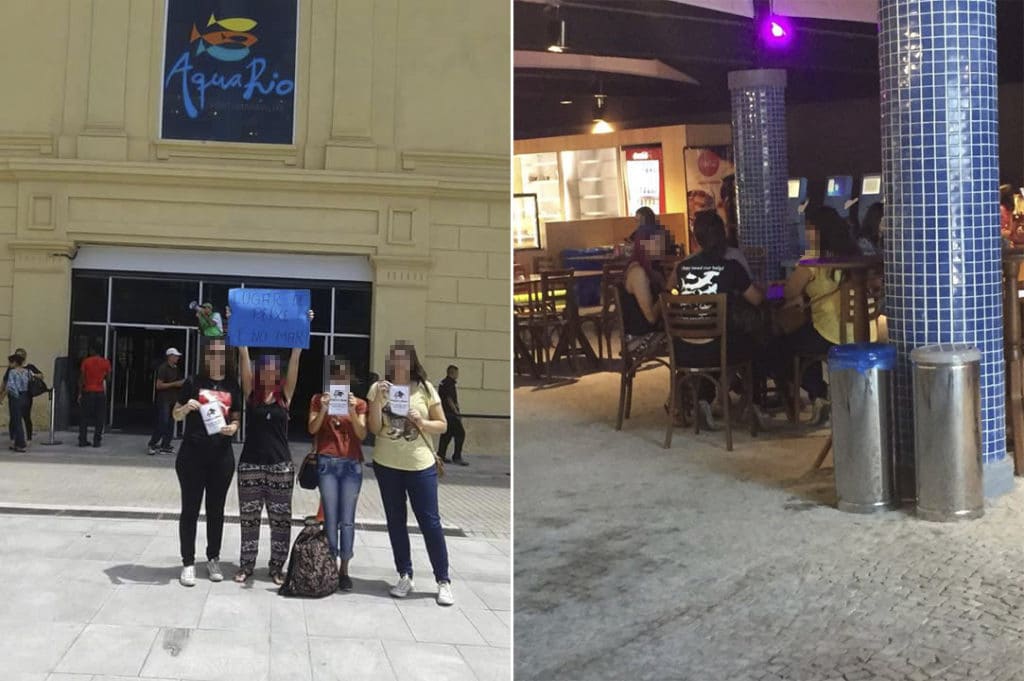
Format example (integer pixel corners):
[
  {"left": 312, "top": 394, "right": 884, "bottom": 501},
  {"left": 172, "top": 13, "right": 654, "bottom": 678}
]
[{"left": 233, "top": 310, "right": 312, "bottom": 584}]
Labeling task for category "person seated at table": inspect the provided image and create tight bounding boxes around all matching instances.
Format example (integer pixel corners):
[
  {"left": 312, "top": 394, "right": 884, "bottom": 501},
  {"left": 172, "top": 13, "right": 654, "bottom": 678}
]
[
  {"left": 765, "top": 206, "right": 862, "bottom": 426},
  {"left": 618, "top": 222, "right": 669, "bottom": 360},
  {"left": 858, "top": 202, "right": 883, "bottom": 256},
  {"left": 673, "top": 211, "right": 764, "bottom": 429},
  {"left": 632, "top": 206, "right": 677, "bottom": 257}
]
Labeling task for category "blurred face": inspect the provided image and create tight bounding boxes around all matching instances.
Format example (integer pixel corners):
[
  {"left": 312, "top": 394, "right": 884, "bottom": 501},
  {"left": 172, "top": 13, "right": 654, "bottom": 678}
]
[
  {"left": 330, "top": 360, "right": 351, "bottom": 383},
  {"left": 258, "top": 355, "right": 280, "bottom": 385},
  {"left": 15, "top": 350, "right": 26, "bottom": 360},
  {"left": 388, "top": 348, "right": 412, "bottom": 382},
  {"left": 450, "top": 368, "right": 459, "bottom": 381},
  {"left": 167, "top": 353, "right": 180, "bottom": 367},
  {"left": 205, "top": 342, "right": 225, "bottom": 376}
]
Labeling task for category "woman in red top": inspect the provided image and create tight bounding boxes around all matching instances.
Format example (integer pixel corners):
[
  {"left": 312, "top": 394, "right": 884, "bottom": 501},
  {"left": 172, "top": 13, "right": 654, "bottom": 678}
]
[{"left": 307, "top": 356, "right": 367, "bottom": 591}]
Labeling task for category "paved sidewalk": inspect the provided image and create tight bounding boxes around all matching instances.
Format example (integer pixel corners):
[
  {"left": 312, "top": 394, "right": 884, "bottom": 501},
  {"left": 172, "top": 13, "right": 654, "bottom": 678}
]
[
  {"left": 0, "top": 512, "right": 510, "bottom": 681},
  {"left": 0, "top": 431, "right": 509, "bottom": 539},
  {"left": 515, "top": 367, "right": 1024, "bottom": 681}
]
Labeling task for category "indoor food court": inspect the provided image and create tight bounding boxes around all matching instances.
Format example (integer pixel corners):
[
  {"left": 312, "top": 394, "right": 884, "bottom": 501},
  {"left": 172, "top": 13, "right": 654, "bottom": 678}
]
[{"left": 512, "top": 1, "right": 1024, "bottom": 679}]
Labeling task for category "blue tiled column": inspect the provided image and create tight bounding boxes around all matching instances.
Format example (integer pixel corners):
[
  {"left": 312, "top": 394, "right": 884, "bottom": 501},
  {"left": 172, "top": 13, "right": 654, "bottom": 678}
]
[
  {"left": 880, "top": 0, "right": 1011, "bottom": 499},
  {"left": 728, "top": 69, "right": 790, "bottom": 283}
]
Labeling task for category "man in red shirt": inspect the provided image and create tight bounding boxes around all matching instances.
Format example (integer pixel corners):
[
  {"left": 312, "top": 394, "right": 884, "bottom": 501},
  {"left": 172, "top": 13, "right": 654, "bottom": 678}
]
[{"left": 78, "top": 344, "right": 111, "bottom": 447}]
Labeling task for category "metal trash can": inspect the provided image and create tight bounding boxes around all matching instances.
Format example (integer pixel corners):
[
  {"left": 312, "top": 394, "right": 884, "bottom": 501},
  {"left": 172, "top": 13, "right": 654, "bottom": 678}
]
[
  {"left": 828, "top": 343, "right": 896, "bottom": 513},
  {"left": 910, "top": 344, "right": 983, "bottom": 522}
]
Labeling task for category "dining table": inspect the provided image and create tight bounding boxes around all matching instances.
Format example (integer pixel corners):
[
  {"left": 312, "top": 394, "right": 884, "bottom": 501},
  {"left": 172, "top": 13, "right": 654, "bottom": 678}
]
[{"left": 514, "top": 270, "right": 602, "bottom": 374}]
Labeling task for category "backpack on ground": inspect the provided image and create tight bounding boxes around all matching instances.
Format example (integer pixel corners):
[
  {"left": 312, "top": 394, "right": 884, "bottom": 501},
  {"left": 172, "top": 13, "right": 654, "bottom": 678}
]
[{"left": 278, "top": 524, "right": 338, "bottom": 598}]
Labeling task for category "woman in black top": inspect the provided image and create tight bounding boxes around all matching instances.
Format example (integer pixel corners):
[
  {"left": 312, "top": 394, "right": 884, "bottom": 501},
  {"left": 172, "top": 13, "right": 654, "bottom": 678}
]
[
  {"left": 171, "top": 337, "right": 241, "bottom": 587},
  {"left": 234, "top": 310, "right": 312, "bottom": 584},
  {"left": 619, "top": 222, "right": 668, "bottom": 359}
]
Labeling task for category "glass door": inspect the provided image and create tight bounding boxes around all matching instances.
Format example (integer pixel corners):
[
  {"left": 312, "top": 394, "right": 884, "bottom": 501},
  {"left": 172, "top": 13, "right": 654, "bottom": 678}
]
[{"left": 109, "top": 326, "right": 189, "bottom": 432}]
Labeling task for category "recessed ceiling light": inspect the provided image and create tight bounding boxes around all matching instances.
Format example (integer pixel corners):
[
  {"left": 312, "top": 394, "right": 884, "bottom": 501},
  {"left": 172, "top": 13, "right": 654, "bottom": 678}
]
[{"left": 560, "top": 99, "right": 573, "bottom": 105}]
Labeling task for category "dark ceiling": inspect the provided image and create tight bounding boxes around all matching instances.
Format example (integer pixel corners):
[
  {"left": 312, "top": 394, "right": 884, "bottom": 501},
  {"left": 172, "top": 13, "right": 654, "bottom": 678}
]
[{"left": 514, "top": 0, "right": 1024, "bottom": 139}]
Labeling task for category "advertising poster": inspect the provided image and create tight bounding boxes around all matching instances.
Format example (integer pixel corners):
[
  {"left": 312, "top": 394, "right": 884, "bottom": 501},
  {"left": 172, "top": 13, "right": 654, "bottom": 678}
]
[
  {"left": 161, "top": 0, "right": 298, "bottom": 144},
  {"left": 683, "top": 146, "right": 735, "bottom": 253}
]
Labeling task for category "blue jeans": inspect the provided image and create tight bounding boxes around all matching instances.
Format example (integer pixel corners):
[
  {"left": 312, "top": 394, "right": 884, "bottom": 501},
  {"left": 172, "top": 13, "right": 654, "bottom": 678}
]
[
  {"left": 148, "top": 401, "right": 174, "bottom": 449},
  {"left": 373, "top": 462, "right": 450, "bottom": 583},
  {"left": 7, "top": 394, "right": 25, "bottom": 448},
  {"left": 318, "top": 456, "right": 362, "bottom": 561}
]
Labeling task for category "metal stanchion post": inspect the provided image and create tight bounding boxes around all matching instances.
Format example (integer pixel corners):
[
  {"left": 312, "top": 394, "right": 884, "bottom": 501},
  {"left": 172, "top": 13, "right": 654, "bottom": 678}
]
[{"left": 38, "top": 389, "right": 62, "bottom": 446}]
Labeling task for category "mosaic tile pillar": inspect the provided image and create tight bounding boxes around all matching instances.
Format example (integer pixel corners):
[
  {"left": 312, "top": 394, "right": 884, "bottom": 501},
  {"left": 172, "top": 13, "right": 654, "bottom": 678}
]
[
  {"left": 728, "top": 69, "right": 790, "bottom": 283},
  {"left": 880, "top": 0, "right": 1011, "bottom": 499}
]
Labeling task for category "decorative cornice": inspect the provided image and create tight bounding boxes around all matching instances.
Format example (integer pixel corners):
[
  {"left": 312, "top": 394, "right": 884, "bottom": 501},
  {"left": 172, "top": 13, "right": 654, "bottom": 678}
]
[
  {"left": 371, "top": 254, "right": 432, "bottom": 289},
  {"left": 0, "top": 134, "right": 55, "bottom": 158},
  {"left": 8, "top": 239, "right": 76, "bottom": 273},
  {"left": 0, "top": 159, "right": 507, "bottom": 200},
  {"left": 401, "top": 151, "right": 509, "bottom": 182},
  {"left": 154, "top": 140, "right": 299, "bottom": 166}
]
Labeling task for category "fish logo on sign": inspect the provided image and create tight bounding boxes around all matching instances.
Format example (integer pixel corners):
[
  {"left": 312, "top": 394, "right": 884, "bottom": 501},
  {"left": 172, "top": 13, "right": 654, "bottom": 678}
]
[{"left": 190, "top": 13, "right": 258, "bottom": 62}]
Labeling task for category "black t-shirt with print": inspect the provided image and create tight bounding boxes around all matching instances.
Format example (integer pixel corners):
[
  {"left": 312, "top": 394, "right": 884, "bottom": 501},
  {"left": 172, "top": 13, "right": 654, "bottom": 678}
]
[
  {"left": 239, "top": 392, "right": 292, "bottom": 466},
  {"left": 177, "top": 376, "right": 241, "bottom": 455},
  {"left": 674, "top": 250, "right": 752, "bottom": 298}
]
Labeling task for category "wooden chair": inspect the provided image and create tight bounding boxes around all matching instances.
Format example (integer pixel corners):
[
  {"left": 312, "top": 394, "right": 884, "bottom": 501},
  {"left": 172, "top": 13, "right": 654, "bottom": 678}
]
[
  {"left": 536, "top": 270, "right": 578, "bottom": 372},
  {"left": 612, "top": 285, "right": 669, "bottom": 431},
  {"left": 513, "top": 280, "right": 543, "bottom": 377},
  {"left": 661, "top": 293, "right": 757, "bottom": 450},
  {"left": 578, "top": 261, "right": 628, "bottom": 362}
]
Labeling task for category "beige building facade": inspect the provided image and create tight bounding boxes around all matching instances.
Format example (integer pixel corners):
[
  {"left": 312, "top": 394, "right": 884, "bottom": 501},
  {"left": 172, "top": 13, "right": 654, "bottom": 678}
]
[{"left": 0, "top": 0, "right": 511, "bottom": 431}]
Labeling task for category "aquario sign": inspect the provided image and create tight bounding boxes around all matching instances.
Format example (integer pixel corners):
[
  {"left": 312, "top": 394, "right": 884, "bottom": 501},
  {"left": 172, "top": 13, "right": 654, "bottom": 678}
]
[{"left": 161, "top": 0, "right": 298, "bottom": 144}]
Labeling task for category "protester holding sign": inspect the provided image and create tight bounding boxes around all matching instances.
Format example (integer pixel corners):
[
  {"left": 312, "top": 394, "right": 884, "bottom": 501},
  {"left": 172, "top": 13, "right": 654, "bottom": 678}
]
[
  {"left": 171, "top": 337, "right": 241, "bottom": 587},
  {"left": 307, "top": 356, "right": 367, "bottom": 591},
  {"left": 367, "top": 341, "right": 455, "bottom": 606},
  {"left": 234, "top": 309, "right": 313, "bottom": 585}
]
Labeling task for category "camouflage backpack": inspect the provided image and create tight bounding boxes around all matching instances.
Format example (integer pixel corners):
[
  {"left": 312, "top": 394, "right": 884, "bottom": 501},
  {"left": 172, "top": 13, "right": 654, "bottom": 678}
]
[{"left": 278, "top": 524, "right": 338, "bottom": 598}]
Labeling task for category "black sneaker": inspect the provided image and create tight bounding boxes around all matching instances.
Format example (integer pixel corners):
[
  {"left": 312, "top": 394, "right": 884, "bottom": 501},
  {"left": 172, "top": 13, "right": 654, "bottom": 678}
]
[
  {"left": 92, "top": 442, "right": 101, "bottom": 448},
  {"left": 160, "top": 446, "right": 175, "bottom": 455},
  {"left": 453, "top": 458, "right": 469, "bottom": 466},
  {"left": 338, "top": 574, "right": 353, "bottom": 591}
]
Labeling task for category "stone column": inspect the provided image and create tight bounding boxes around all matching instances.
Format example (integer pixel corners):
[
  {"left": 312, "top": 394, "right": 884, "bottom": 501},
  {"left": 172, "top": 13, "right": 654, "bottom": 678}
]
[
  {"left": 880, "top": 0, "right": 1011, "bottom": 498},
  {"left": 728, "top": 69, "right": 790, "bottom": 283}
]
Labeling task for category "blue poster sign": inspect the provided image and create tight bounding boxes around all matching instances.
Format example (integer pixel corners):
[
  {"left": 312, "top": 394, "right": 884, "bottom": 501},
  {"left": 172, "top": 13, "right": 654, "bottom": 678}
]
[
  {"left": 227, "top": 288, "right": 310, "bottom": 349},
  {"left": 161, "top": 0, "right": 298, "bottom": 144}
]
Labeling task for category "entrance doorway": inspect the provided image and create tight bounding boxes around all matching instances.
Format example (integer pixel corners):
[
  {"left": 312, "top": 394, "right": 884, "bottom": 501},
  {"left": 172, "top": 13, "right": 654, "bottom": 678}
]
[{"left": 109, "top": 326, "right": 192, "bottom": 432}]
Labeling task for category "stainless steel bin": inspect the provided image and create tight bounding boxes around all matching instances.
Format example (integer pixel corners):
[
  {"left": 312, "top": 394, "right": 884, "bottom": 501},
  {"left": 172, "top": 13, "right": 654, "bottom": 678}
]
[
  {"left": 910, "top": 344, "right": 983, "bottom": 522},
  {"left": 828, "top": 343, "right": 896, "bottom": 513}
]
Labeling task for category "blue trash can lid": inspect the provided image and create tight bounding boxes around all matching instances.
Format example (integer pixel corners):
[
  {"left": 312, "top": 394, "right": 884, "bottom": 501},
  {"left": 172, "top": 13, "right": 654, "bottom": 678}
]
[
  {"left": 909, "top": 343, "right": 981, "bottom": 365},
  {"left": 828, "top": 343, "right": 896, "bottom": 372}
]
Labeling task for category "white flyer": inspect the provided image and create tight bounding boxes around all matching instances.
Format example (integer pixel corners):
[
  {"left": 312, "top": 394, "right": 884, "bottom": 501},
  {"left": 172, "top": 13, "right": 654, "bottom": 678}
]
[
  {"left": 201, "top": 400, "right": 227, "bottom": 435},
  {"left": 388, "top": 384, "right": 410, "bottom": 417},
  {"left": 328, "top": 383, "right": 350, "bottom": 416}
]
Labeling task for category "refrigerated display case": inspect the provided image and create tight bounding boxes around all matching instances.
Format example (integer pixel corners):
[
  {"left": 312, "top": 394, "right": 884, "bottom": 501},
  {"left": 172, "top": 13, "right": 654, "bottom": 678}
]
[
  {"left": 516, "top": 152, "right": 563, "bottom": 223},
  {"left": 560, "top": 147, "right": 622, "bottom": 221},
  {"left": 513, "top": 193, "right": 542, "bottom": 250},
  {"left": 622, "top": 145, "right": 665, "bottom": 215}
]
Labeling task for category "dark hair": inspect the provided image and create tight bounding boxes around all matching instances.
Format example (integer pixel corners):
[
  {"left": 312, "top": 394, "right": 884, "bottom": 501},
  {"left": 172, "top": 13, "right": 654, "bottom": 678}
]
[
  {"left": 860, "top": 202, "right": 884, "bottom": 246},
  {"left": 635, "top": 206, "right": 657, "bottom": 225},
  {"left": 386, "top": 342, "right": 428, "bottom": 388},
  {"left": 197, "top": 336, "right": 233, "bottom": 382},
  {"left": 693, "top": 210, "right": 728, "bottom": 260},
  {"left": 1001, "top": 184, "right": 1015, "bottom": 212},
  {"left": 8, "top": 354, "right": 22, "bottom": 366},
  {"left": 14, "top": 348, "right": 26, "bottom": 356},
  {"left": 807, "top": 206, "right": 860, "bottom": 257},
  {"left": 447, "top": 365, "right": 458, "bottom": 374}
]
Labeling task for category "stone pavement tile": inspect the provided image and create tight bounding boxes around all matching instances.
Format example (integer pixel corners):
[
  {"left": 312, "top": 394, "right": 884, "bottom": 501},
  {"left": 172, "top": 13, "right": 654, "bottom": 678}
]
[
  {"left": 93, "top": 583, "right": 210, "bottom": 628},
  {"left": 309, "top": 637, "right": 397, "bottom": 681},
  {"left": 0, "top": 622, "right": 84, "bottom": 674},
  {"left": 9, "top": 675, "right": 47, "bottom": 681},
  {"left": 199, "top": 587, "right": 275, "bottom": 631},
  {"left": 90, "top": 676, "right": 178, "bottom": 681},
  {"left": 458, "top": 645, "right": 512, "bottom": 681},
  {"left": 64, "top": 531, "right": 156, "bottom": 562},
  {"left": 494, "top": 611, "right": 511, "bottom": 629},
  {"left": 0, "top": 578, "right": 112, "bottom": 625},
  {"left": 444, "top": 536, "right": 505, "bottom": 556},
  {"left": 269, "top": 632, "right": 313, "bottom": 681},
  {"left": 0, "top": 528, "right": 83, "bottom": 558},
  {"left": 141, "top": 627, "right": 270, "bottom": 681},
  {"left": 450, "top": 551, "right": 511, "bottom": 578},
  {"left": 396, "top": 581, "right": 489, "bottom": 611},
  {"left": 271, "top": 595, "right": 308, "bottom": 636},
  {"left": 54, "top": 623, "right": 159, "bottom": 677},
  {"left": 460, "top": 608, "right": 511, "bottom": 648},
  {"left": 398, "top": 604, "right": 487, "bottom": 646},
  {"left": 461, "top": 579, "right": 510, "bottom": 611},
  {"left": 305, "top": 599, "right": 413, "bottom": 641},
  {"left": 382, "top": 641, "right": 478, "bottom": 681}
]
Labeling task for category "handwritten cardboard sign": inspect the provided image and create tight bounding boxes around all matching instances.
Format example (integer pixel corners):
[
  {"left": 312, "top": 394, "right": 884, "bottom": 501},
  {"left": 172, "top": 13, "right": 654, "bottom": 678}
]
[{"left": 227, "top": 288, "right": 310, "bottom": 349}]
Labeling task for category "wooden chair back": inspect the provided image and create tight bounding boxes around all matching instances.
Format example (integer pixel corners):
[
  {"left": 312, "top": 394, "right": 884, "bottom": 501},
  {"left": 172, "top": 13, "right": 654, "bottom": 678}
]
[
  {"left": 836, "top": 277, "right": 882, "bottom": 344},
  {"left": 539, "top": 270, "right": 575, "bottom": 318},
  {"left": 660, "top": 293, "right": 727, "bottom": 342}
]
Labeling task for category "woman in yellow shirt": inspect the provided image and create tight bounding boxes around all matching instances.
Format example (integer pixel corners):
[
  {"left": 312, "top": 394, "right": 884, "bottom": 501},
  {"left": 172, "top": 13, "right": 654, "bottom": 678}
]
[
  {"left": 767, "top": 207, "right": 861, "bottom": 425},
  {"left": 367, "top": 341, "right": 454, "bottom": 606}
]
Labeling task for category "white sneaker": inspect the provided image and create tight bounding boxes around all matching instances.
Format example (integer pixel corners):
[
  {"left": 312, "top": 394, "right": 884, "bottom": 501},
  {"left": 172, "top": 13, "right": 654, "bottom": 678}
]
[
  {"left": 697, "top": 400, "right": 720, "bottom": 431},
  {"left": 207, "top": 559, "right": 223, "bottom": 582},
  {"left": 811, "top": 398, "right": 831, "bottom": 426},
  {"left": 436, "top": 581, "right": 454, "bottom": 606},
  {"left": 389, "top": 574, "right": 414, "bottom": 598},
  {"left": 179, "top": 565, "right": 196, "bottom": 587}
]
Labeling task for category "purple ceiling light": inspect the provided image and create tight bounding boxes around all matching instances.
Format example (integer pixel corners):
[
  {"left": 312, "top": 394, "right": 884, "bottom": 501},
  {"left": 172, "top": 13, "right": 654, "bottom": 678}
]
[{"left": 760, "top": 14, "right": 792, "bottom": 47}]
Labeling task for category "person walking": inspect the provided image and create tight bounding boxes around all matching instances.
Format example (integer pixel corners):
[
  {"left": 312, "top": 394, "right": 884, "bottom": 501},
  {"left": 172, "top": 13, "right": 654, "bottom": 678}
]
[
  {"left": 308, "top": 356, "right": 367, "bottom": 591},
  {"left": 148, "top": 348, "right": 185, "bottom": 456},
  {"left": 234, "top": 310, "right": 312, "bottom": 585},
  {"left": 3, "top": 348, "right": 42, "bottom": 446},
  {"left": 3, "top": 354, "right": 30, "bottom": 452},
  {"left": 171, "top": 337, "right": 240, "bottom": 587},
  {"left": 78, "top": 343, "right": 111, "bottom": 448},
  {"left": 437, "top": 365, "right": 467, "bottom": 466},
  {"left": 368, "top": 341, "right": 454, "bottom": 606}
]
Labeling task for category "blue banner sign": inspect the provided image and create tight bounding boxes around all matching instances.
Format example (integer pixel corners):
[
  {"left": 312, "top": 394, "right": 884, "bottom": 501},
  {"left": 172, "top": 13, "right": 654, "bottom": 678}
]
[
  {"left": 227, "top": 288, "right": 310, "bottom": 349},
  {"left": 161, "top": 0, "right": 298, "bottom": 144}
]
